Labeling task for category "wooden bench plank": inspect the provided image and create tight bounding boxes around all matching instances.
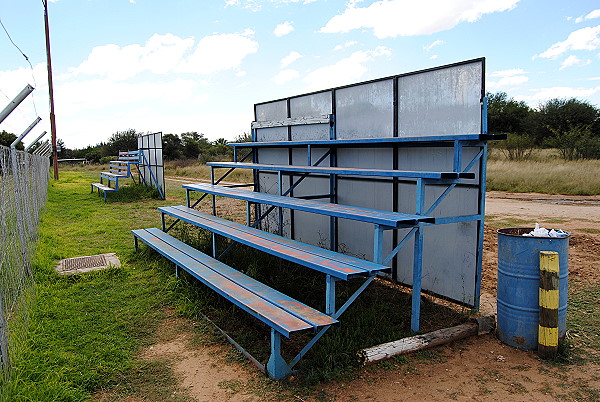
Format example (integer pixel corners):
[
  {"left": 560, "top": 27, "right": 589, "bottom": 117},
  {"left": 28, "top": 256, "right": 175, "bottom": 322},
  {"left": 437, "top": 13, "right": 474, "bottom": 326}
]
[
  {"left": 183, "top": 183, "right": 434, "bottom": 227},
  {"left": 132, "top": 228, "right": 337, "bottom": 337},
  {"left": 207, "top": 161, "right": 473, "bottom": 179},
  {"left": 160, "top": 206, "right": 389, "bottom": 280}
]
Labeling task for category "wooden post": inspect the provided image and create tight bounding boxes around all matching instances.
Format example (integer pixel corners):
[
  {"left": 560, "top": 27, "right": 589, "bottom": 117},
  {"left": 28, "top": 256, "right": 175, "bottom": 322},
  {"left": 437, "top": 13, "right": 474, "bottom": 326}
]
[{"left": 538, "top": 251, "right": 559, "bottom": 359}]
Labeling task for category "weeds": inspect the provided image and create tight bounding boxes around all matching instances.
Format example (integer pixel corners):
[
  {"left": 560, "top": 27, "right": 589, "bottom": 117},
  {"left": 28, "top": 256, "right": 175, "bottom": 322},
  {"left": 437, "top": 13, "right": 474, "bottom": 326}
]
[{"left": 487, "top": 155, "right": 600, "bottom": 195}]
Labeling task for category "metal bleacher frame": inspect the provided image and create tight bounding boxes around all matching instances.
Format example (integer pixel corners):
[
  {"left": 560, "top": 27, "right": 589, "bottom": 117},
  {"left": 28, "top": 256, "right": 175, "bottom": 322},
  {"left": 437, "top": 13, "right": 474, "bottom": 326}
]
[
  {"left": 134, "top": 58, "right": 506, "bottom": 379},
  {"left": 91, "top": 150, "right": 140, "bottom": 201}
]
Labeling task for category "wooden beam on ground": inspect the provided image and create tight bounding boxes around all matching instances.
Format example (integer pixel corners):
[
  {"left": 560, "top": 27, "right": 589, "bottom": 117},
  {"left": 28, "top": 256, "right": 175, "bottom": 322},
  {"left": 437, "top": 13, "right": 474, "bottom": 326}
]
[{"left": 358, "top": 316, "right": 495, "bottom": 365}]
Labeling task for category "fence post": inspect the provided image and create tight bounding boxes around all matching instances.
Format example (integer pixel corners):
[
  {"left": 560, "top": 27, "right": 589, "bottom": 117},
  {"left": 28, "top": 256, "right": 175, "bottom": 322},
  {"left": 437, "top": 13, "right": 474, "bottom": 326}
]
[{"left": 538, "top": 250, "right": 559, "bottom": 359}]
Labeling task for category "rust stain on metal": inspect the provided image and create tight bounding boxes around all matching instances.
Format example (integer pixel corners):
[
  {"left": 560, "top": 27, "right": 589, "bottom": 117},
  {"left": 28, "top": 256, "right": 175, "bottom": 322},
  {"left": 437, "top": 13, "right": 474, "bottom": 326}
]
[{"left": 513, "top": 336, "right": 526, "bottom": 345}]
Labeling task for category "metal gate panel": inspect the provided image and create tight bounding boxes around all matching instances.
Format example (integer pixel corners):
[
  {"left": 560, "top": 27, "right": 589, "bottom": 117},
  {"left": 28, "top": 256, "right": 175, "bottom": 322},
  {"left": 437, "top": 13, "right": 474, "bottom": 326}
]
[{"left": 138, "top": 132, "right": 164, "bottom": 198}]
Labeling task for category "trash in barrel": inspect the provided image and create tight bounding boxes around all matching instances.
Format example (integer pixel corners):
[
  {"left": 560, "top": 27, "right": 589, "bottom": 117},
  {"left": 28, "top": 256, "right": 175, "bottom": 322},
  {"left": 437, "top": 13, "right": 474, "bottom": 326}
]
[{"left": 497, "top": 226, "right": 569, "bottom": 350}]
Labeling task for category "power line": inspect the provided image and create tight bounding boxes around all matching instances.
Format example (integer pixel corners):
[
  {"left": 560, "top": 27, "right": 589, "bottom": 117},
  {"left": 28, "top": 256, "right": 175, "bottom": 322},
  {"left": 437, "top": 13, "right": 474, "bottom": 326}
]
[{"left": 0, "top": 14, "right": 39, "bottom": 117}]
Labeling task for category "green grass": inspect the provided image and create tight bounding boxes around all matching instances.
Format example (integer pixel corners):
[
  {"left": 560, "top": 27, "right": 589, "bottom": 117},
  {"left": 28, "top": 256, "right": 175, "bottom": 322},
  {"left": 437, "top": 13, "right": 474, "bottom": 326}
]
[
  {"left": 0, "top": 170, "right": 470, "bottom": 399},
  {"left": 0, "top": 170, "right": 180, "bottom": 400},
  {"left": 562, "top": 282, "right": 600, "bottom": 365},
  {"left": 3, "top": 165, "right": 600, "bottom": 399}
]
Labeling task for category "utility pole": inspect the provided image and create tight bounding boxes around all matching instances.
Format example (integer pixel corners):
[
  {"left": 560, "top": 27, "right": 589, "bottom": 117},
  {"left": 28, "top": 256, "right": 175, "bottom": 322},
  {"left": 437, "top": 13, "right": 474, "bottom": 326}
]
[{"left": 43, "top": 0, "right": 59, "bottom": 180}]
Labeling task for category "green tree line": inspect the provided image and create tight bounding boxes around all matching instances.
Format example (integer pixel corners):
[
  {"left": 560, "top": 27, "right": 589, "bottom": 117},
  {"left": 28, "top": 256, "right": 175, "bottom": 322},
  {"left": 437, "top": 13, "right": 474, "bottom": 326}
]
[
  {"left": 487, "top": 92, "right": 600, "bottom": 160},
  {"left": 3, "top": 93, "right": 599, "bottom": 162},
  {"left": 1, "top": 128, "right": 249, "bottom": 163}
]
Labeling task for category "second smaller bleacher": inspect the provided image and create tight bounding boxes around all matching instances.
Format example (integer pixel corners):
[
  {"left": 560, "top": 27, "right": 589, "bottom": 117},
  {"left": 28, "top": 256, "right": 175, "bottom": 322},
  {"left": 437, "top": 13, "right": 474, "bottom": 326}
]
[{"left": 91, "top": 150, "right": 139, "bottom": 201}]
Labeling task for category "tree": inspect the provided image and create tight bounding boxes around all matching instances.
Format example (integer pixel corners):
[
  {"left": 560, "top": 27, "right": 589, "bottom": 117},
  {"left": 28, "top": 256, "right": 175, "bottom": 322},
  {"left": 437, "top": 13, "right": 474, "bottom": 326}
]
[
  {"left": 545, "top": 125, "right": 600, "bottom": 160},
  {"left": 181, "top": 131, "right": 209, "bottom": 158},
  {"left": 0, "top": 130, "right": 24, "bottom": 150},
  {"left": 162, "top": 133, "right": 183, "bottom": 160},
  {"left": 106, "top": 129, "right": 139, "bottom": 155},
  {"left": 56, "top": 138, "right": 74, "bottom": 158},
  {"left": 210, "top": 138, "right": 230, "bottom": 156},
  {"left": 487, "top": 92, "right": 532, "bottom": 135},
  {"left": 532, "top": 98, "right": 599, "bottom": 143}
]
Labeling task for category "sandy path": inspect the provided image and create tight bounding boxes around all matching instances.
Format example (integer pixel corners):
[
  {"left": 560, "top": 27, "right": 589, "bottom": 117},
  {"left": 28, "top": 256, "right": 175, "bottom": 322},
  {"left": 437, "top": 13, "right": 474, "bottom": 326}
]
[{"left": 486, "top": 191, "right": 600, "bottom": 224}]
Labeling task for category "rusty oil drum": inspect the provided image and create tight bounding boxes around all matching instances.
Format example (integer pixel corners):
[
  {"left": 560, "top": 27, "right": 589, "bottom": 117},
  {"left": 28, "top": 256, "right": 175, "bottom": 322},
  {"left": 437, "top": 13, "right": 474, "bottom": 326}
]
[{"left": 497, "top": 228, "right": 569, "bottom": 350}]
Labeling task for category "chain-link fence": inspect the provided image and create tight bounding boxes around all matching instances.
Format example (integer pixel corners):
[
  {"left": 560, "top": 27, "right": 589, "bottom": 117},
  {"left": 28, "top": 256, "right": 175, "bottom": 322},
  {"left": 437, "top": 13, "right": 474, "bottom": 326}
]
[{"left": 0, "top": 145, "right": 50, "bottom": 371}]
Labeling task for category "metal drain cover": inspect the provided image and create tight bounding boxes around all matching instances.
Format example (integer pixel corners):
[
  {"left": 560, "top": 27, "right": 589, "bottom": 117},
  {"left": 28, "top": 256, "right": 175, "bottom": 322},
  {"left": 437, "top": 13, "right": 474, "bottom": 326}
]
[{"left": 56, "top": 253, "right": 121, "bottom": 275}]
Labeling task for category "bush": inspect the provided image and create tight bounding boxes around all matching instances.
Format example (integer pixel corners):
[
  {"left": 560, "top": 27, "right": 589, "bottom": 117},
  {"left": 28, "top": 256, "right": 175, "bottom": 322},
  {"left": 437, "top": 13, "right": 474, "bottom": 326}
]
[
  {"left": 496, "top": 133, "right": 536, "bottom": 160},
  {"left": 545, "top": 125, "right": 600, "bottom": 160},
  {"left": 99, "top": 156, "right": 114, "bottom": 165},
  {"left": 109, "top": 183, "right": 162, "bottom": 202}
]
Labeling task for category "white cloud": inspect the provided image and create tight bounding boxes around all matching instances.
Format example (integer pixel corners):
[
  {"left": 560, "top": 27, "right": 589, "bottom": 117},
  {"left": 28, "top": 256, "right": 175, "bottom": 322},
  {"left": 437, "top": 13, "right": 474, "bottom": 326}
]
[
  {"left": 430, "top": 54, "right": 439, "bottom": 60},
  {"left": 178, "top": 30, "right": 259, "bottom": 74},
  {"left": 226, "top": 0, "right": 316, "bottom": 9},
  {"left": 273, "top": 69, "right": 300, "bottom": 84},
  {"left": 424, "top": 40, "right": 444, "bottom": 52},
  {"left": 320, "top": 0, "right": 520, "bottom": 38},
  {"left": 280, "top": 51, "right": 302, "bottom": 67},
  {"left": 303, "top": 46, "right": 391, "bottom": 90},
  {"left": 55, "top": 79, "right": 200, "bottom": 116},
  {"left": 274, "top": 21, "right": 294, "bottom": 37},
  {"left": 69, "top": 31, "right": 258, "bottom": 79},
  {"left": 333, "top": 41, "right": 358, "bottom": 51},
  {"left": 575, "top": 9, "right": 600, "bottom": 23},
  {"left": 490, "top": 68, "right": 527, "bottom": 77},
  {"left": 515, "top": 86, "right": 600, "bottom": 104},
  {"left": 69, "top": 34, "right": 195, "bottom": 80},
  {"left": 535, "top": 25, "right": 600, "bottom": 59},
  {"left": 559, "top": 55, "right": 592, "bottom": 70},
  {"left": 487, "top": 69, "right": 528, "bottom": 90}
]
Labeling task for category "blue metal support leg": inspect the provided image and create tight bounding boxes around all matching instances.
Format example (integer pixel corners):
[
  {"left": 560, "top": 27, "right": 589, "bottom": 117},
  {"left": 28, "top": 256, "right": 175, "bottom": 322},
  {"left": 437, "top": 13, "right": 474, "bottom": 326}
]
[
  {"left": 289, "top": 275, "right": 374, "bottom": 370},
  {"left": 266, "top": 329, "right": 293, "bottom": 380},
  {"left": 411, "top": 224, "right": 424, "bottom": 333},
  {"left": 246, "top": 201, "right": 251, "bottom": 226},
  {"left": 374, "top": 224, "right": 384, "bottom": 264},
  {"left": 210, "top": 168, "right": 216, "bottom": 216},
  {"left": 325, "top": 275, "right": 338, "bottom": 315},
  {"left": 212, "top": 233, "right": 217, "bottom": 258},
  {"left": 411, "top": 178, "right": 426, "bottom": 333},
  {"left": 278, "top": 171, "right": 283, "bottom": 236}
]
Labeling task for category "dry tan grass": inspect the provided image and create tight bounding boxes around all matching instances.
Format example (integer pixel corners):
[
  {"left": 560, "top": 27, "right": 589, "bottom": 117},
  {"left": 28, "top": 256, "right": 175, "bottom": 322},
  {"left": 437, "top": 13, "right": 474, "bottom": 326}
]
[
  {"left": 487, "top": 157, "right": 600, "bottom": 195},
  {"left": 164, "top": 159, "right": 253, "bottom": 183}
]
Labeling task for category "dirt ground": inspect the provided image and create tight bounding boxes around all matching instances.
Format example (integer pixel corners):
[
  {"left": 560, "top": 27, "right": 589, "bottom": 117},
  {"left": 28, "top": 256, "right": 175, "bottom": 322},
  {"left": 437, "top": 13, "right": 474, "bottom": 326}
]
[{"left": 134, "top": 190, "right": 600, "bottom": 401}]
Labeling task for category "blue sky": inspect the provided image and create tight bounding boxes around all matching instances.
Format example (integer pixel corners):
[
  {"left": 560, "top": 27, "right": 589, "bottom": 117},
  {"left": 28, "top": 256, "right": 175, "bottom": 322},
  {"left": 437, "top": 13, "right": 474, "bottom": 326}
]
[{"left": 0, "top": 0, "right": 599, "bottom": 149}]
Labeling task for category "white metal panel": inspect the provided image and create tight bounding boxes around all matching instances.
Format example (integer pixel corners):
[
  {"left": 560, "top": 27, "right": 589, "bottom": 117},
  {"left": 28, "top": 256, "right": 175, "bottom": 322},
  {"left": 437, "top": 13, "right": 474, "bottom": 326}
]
[
  {"left": 336, "top": 79, "right": 394, "bottom": 139},
  {"left": 398, "top": 61, "right": 482, "bottom": 137},
  {"left": 336, "top": 178, "right": 394, "bottom": 261},
  {"left": 290, "top": 92, "right": 332, "bottom": 141}
]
